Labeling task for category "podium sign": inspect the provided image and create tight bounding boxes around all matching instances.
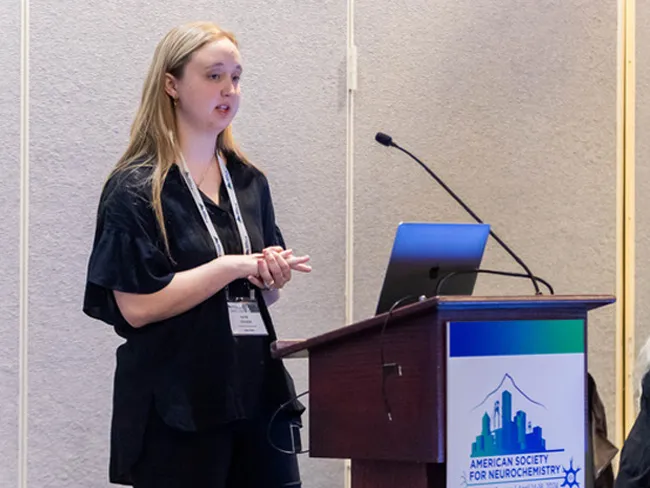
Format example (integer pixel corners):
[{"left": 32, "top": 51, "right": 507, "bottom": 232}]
[{"left": 446, "top": 319, "right": 586, "bottom": 488}]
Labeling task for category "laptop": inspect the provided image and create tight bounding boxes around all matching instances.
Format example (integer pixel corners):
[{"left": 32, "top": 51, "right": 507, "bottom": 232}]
[{"left": 375, "top": 222, "right": 490, "bottom": 315}]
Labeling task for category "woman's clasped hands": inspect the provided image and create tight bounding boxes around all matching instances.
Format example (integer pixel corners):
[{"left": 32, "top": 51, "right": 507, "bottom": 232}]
[{"left": 249, "top": 246, "right": 311, "bottom": 290}]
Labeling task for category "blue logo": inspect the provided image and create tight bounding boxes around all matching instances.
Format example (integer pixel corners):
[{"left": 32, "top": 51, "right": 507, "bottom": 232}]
[
  {"left": 463, "top": 374, "right": 579, "bottom": 488},
  {"left": 471, "top": 374, "right": 549, "bottom": 457},
  {"left": 561, "top": 459, "right": 580, "bottom": 488}
]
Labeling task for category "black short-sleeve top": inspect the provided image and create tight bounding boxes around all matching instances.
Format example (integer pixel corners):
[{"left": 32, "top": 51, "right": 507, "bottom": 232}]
[{"left": 83, "top": 152, "right": 302, "bottom": 482}]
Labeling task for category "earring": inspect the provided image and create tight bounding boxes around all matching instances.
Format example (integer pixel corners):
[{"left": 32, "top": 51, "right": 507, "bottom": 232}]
[{"left": 173, "top": 97, "right": 178, "bottom": 107}]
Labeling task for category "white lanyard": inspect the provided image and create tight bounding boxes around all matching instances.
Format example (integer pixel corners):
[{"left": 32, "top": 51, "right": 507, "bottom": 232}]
[{"left": 178, "top": 152, "right": 252, "bottom": 258}]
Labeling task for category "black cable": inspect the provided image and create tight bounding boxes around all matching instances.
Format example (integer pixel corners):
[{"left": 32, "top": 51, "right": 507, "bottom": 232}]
[
  {"left": 267, "top": 390, "right": 310, "bottom": 455},
  {"left": 380, "top": 295, "right": 420, "bottom": 421},
  {"left": 435, "top": 269, "right": 555, "bottom": 296}
]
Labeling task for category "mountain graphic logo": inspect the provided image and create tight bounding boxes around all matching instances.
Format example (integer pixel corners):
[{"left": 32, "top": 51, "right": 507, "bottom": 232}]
[{"left": 470, "top": 373, "right": 550, "bottom": 457}]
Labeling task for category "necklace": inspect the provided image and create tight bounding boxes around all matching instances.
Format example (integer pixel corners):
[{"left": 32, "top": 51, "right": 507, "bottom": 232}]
[{"left": 195, "top": 157, "right": 215, "bottom": 187}]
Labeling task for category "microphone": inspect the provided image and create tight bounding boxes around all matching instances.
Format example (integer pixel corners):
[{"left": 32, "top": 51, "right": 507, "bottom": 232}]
[
  {"left": 374, "top": 131, "right": 544, "bottom": 295},
  {"left": 375, "top": 132, "right": 394, "bottom": 147}
]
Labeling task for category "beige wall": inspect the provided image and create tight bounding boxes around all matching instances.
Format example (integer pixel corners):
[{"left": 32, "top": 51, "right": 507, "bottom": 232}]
[
  {"left": 1, "top": 0, "right": 619, "bottom": 486},
  {"left": 353, "top": 0, "right": 618, "bottom": 431}
]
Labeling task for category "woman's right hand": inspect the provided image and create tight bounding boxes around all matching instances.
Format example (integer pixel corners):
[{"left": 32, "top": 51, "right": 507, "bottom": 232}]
[
  {"left": 216, "top": 248, "right": 311, "bottom": 283},
  {"left": 246, "top": 247, "right": 311, "bottom": 290}
]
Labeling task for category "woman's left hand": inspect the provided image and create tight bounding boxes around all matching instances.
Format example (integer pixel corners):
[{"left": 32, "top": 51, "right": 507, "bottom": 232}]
[{"left": 248, "top": 246, "right": 311, "bottom": 290}]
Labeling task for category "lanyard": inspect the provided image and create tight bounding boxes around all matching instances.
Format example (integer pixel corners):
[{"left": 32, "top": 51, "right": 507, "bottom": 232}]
[{"left": 178, "top": 152, "right": 252, "bottom": 258}]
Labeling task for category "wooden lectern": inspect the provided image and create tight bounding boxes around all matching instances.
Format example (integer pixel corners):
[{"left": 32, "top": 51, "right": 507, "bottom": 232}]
[{"left": 271, "top": 295, "right": 614, "bottom": 488}]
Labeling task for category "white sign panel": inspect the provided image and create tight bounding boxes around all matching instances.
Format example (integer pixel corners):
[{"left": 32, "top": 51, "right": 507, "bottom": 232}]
[{"left": 446, "top": 319, "right": 586, "bottom": 488}]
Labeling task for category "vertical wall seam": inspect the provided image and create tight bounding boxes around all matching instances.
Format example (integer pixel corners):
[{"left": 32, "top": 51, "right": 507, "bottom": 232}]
[
  {"left": 18, "top": 0, "right": 29, "bottom": 486},
  {"left": 615, "top": 0, "right": 636, "bottom": 456},
  {"left": 623, "top": 0, "right": 637, "bottom": 439},
  {"left": 615, "top": 0, "right": 627, "bottom": 453},
  {"left": 344, "top": 0, "right": 355, "bottom": 485},
  {"left": 345, "top": 0, "right": 355, "bottom": 330}
]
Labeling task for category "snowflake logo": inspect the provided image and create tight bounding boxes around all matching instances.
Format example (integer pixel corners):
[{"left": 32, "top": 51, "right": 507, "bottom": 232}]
[{"left": 561, "top": 459, "right": 581, "bottom": 488}]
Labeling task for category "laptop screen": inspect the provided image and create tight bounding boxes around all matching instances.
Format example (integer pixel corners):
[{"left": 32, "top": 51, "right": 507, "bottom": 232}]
[{"left": 375, "top": 222, "right": 490, "bottom": 315}]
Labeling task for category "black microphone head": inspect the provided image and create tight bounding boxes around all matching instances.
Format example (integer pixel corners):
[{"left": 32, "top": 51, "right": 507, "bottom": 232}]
[{"left": 375, "top": 132, "right": 394, "bottom": 147}]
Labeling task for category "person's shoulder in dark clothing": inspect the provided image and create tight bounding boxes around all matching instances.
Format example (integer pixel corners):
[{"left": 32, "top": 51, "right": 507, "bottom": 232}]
[
  {"left": 616, "top": 372, "right": 650, "bottom": 488},
  {"left": 98, "top": 159, "right": 157, "bottom": 230},
  {"left": 223, "top": 149, "right": 268, "bottom": 185}
]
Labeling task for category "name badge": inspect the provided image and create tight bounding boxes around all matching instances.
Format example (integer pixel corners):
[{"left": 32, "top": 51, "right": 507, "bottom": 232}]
[{"left": 227, "top": 299, "right": 268, "bottom": 336}]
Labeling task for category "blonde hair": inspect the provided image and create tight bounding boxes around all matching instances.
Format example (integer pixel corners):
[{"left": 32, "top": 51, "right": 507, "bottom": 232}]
[{"left": 111, "top": 21, "right": 248, "bottom": 255}]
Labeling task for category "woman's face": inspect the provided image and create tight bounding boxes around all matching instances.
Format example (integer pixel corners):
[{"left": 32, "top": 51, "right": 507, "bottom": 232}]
[{"left": 167, "top": 38, "right": 242, "bottom": 135}]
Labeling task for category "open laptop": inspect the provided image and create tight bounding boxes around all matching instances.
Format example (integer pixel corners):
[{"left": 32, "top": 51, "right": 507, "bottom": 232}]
[{"left": 375, "top": 222, "right": 490, "bottom": 315}]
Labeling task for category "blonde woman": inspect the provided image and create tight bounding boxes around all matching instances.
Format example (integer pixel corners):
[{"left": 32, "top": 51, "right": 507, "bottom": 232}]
[{"left": 83, "top": 22, "right": 311, "bottom": 487}]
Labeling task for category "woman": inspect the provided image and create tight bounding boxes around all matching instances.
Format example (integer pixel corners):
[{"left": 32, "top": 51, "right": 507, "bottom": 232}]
[{"left": 83, "top": 21, "right": 311, "bottom": 487}]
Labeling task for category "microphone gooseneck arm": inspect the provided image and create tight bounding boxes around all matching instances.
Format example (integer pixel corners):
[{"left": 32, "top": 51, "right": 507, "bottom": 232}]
[{"left": 375, "top": 132, "right": 543, "bottom": 295}]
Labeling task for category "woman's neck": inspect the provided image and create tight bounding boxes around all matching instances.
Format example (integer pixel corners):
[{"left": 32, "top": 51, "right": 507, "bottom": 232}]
[{"left": 176, "top": 120, "right": 220, "bottom": 170}]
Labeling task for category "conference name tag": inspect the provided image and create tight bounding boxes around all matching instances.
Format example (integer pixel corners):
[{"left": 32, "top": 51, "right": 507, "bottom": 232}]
[{"left": 227, "top": 299, "right": 268, "bottom": 336}]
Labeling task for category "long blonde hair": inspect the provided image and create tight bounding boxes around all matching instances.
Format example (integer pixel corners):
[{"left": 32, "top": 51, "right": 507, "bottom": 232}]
[{"left": 111, "top": 21, "right": 248, "bottom": 255}]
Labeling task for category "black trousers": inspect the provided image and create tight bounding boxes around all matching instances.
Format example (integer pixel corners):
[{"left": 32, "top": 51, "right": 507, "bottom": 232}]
[{"left": 130, "top": 408, "right": 302, "bottom": 488}]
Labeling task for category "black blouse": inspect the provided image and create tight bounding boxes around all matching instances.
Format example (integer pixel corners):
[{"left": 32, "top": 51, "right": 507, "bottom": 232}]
[{"left": 83, "top": 152, "right": 303, "bottom": 484}]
